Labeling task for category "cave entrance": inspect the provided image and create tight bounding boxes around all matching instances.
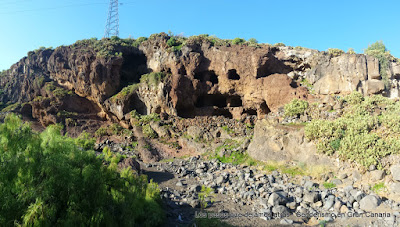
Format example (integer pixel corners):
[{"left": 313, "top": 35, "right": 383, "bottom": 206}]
[
  {"left": 126, "top": 93, "right": 147, "bottom": 115},
  {"left": 256, "top": 55, "right": 293, "bottom": 79},
  {"left": 227, "top": 95, "right": 242, "bottom": 107},
  {"left": 243, "top": 108, "right": 257, "bottom": 116},
  {"left": 195, "top": 94, "right": 227, "bottom": 108},
  {"left": 119, "top": 52, "right": 148, "bottom": 86},
  {"left": 227, "top": 69, "right": 240, "bottom": 80},
  {"left": 260, "top": 101, "right": 271, "bottom": 115},
  {"left": 213, "top": 109, "right": 233, "bottom": 119},
  {"left": 194, "top": 70, "right": 219, "bottom": 85}
]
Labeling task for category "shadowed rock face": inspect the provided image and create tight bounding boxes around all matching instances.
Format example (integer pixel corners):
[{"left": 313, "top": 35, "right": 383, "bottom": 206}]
[{"left": 1, "top": 33, "right": 400, "bottom": 128}]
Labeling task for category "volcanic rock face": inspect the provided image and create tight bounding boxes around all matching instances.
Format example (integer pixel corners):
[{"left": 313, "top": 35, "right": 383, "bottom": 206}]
[{"left": 1, "top": 33, "right": 400, "bottom": 128}]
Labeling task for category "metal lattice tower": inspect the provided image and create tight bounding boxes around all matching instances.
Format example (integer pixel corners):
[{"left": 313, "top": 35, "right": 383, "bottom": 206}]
[{"left": 104, "top": 0, "right": 119, "bottom": 38}]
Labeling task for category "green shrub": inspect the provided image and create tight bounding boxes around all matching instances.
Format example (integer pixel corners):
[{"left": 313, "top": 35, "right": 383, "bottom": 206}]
[
  {"left": 142, "top": 124, "right": 157, "bottom": 138},
  {"left": 327, "top": 48, "right": 344, "bottom": 57},
  {"left": 140, "top": 72, "right": 166, "bottom": 86},
  {"left": 95, "top": 126, "right": 108, "bottom": 137},
  {"left": 132, "top": 37, "right": 148, "bottom": 47},
  {"left": 44, "top": 82, "right": 73, "bottom": 98},
  {"left": 221, "top": 125, "right": 235, "bottom": 135},
  {"left": 167, "top": 37, "right": 180, "bottom": 47},
  {"left": 323, "top": 182, "right": 336, "bottom": 189},
  {"left": 109, "top": 123, "right": 123, "bottom": 135},
  {"left": 111, "top": 83, "right": 140, "bottom": 101},
  {"left": 284, "top": 99, "right": 309, "bottom": 117},
  {"left": 305, "top": 92, "right": 400, "bottom": 168},
  {"left": 248, "top": 38, "right": 258, "bottom": 44},
  {"left": 273, "top": 43, "right": 286, "bottom": 47},
  {"left": 232, "top": 38, "right": 246, "bottom": 45},
  {"left": 198, "top": 186, "right": 215, "bottom": 209},
  {"left": 344, "top": 91, "right": 364, "bottom": 105},
  {"left": 347, "top": 48, "right": 356, "bottom": 54},
  {"left": 75, "top": 131, "right": 96, "bottom": 150},
  {"left": 372, "top": 182, "right": 387, "bottom": 194},
  {"left": 213, "top": 139, "right": 255, "bottom": 165},
  {"left": 0, "top": 114, "right": 164, "bottom": 226}
]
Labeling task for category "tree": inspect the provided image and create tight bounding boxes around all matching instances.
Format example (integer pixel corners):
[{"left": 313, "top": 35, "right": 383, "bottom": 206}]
[{"left": 0, "top": 114, "right": 164, "bottom": 226}]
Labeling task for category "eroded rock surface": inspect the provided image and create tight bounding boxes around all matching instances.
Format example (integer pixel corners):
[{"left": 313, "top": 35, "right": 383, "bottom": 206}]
[{"left": 2, "top": 33, "right": 400, "bottom": 128}]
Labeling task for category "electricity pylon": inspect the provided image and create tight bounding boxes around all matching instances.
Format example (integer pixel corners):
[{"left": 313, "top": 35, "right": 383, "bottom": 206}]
[{"left": 104, "top": 0, "right": 119, "bottom": 38}]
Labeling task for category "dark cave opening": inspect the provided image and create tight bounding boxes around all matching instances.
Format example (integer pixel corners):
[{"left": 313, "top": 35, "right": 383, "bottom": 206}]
[
  {"left": 256, "top": 56, "right": 293, "bottom": 79},
  {"left": 194, "top": 70, "right": 219, "bottom": 84},
  {"left": 227, "top": 69, "right": 240, "bottom": 80},
  {"left": 260, "top": 101, "right": 271, "bottom": 115},
  {"left": 126, "top": 93, "right": 147, "bottom": 115},
  {"left": 119, "top": 52, "right": 148, "bottom": 85},
  {"left": 227, "top": 95, "right": 243, "bottom": 107},
  {"left": 290, "top": 81, "right": 298, "bottom": 88},
  {"left": 243, "top": 108, "right": 257, "bottom": 116},
  {"left": 213, "top": 108, "right": 233, "bottom": 119},
  {"left": 195, "top": 94, "right": 227, "bottom": 108}
]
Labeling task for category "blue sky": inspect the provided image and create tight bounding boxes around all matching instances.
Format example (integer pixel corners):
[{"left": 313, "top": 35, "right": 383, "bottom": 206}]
[{"left": 0, "top": 0, "right": 399, "bottom": 70}]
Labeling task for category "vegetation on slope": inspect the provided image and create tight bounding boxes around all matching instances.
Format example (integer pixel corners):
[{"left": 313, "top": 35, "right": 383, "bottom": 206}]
[
  {"left": 0, "top": 114, "right": 164, "bottom": 226},
  {"left": 304, "top": 92, "right": 400, "bottom": 169}
]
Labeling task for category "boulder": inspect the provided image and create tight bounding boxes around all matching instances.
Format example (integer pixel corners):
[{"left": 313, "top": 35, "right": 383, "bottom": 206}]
[
  {"left": 391, "top": 165, "right": 400, "bottom": 182},
  {"left": 366, "top": 79, "right": 385, "bottom": 95},
  {"left": 359, "top": 195, "right": 381, "bottom": 211},
  {"left": 370, "top": 170, "right": 385, "bottom": 181},
  {"left": 248, "top": 119, "right": 333, "bottom": 166},
  {"left": 268, "top": 192, "right": 288, "bottom": 206}
]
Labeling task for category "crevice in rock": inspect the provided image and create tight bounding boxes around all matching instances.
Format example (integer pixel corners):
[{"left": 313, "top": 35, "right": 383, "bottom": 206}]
[
  {"left": 194, "top": 70, "right": 219, "bottom": 84},
  {"left": 227, "top": 69, "right": 240, "bottom": 80}
]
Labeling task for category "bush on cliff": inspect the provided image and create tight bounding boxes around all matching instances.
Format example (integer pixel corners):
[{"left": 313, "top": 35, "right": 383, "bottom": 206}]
[
  {"left": 364, "top": 41, "right": 393, "bottom": 88},
  {"left": 232, "top": 38, "right": 246, "bottom": 45},
  {"left": 305, "top": 92, "right": 400, "bottom": 168},
  {"left": 284, "top": 99, "right": 309, "bottom": 117},
  {"left": 327, "top": 48, "right": 344, "bottom": 57},
  {"left": 0, "top": 114, "right": 164, "bottom": 226}
]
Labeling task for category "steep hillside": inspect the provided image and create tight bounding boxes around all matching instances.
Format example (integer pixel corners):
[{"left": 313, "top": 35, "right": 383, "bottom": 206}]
[
  {"left": 2, "top": 33, "right": 399, "bottom": 132},
  {"left": 2, "top": 33, "right": 400, "bottom": 226}
]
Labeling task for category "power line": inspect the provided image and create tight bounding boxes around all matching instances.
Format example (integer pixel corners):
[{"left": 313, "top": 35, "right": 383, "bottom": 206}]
[{"left": 0, "top": 2, "right": 108, "bottom": 14}]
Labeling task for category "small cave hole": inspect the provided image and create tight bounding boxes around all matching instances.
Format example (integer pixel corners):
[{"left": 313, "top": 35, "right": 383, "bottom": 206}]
[
  {"left": 194, "top": 70, "right": 219, "bottom": 84},
  {"left": 243, "top": 108, "right": 257, "bottom": 116},
  {"left": 178, "top": 67, "right": 186, "bottom": 75},
  {"left": 227, "top": 69, "right": 240, "bottom": 80},
  {"left": 227, "top": 95, "right": 243, "bottom": 107},
  {"left": 260, "top": 101, "right": 271, "bottom": 115},
  {"left": 290, "top": 81, "right": 298, "bottom": 88}
]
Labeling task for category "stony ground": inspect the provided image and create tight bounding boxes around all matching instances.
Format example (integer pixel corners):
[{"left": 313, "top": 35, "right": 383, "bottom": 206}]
[{"left": 140, "top": 157, "right": 400, "bottom": 227}]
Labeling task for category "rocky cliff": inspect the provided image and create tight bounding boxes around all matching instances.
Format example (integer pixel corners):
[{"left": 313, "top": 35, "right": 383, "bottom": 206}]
[{"left": 1, "top": 33, "right": 400, "bottom": 130}]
